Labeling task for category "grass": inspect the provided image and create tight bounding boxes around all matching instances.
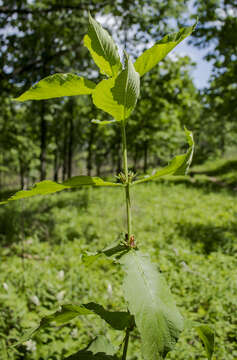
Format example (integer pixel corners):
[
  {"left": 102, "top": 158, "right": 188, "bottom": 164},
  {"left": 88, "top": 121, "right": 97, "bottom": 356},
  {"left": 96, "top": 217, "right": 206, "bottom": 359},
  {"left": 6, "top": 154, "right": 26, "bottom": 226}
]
[{"left": 0, "top": 178, "right": 236, "bottom": 359}]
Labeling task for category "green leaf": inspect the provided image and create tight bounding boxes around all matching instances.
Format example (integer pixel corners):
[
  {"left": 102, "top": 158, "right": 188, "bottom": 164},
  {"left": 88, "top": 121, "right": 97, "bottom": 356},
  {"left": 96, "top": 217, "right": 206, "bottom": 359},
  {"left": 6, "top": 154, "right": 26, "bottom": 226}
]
[
  {"left": 196, "top": 325, "right": 214, "bottom": 360},
  {"left": 184, "top": 320, "right": 214, "bottom": 360},
  {"left": 84, "top": 13, "right": 122, "bottom": 77},
  {"left": 82, "top": 241, "right": 128, "bottom": 264},
  {"left": 0, "top": 177, "right": 122, "bottom": 205},
  {"left": 87, "top": 336, "right": 117, "bottom": 356},
  {"left": 83, "top": 303, "right": 133, "bottom": 331},
  {"left": 92, "top": 54, "right": 140, "bottom": 121},
  {"left": 65, "top": 335, "right": 118, "bottom": 359},
  {"left": 14, "top": 73, "right": 96, "bottom": 101},
  {"left": 13, "top": 304, "right": 92, "bottom": 347},
  {"left": 13, "top": 303, "right": 132, "bottom": 347},
  {"left": 134, "top": 22, "right": 197, "bottom": 77},
  {"left": 120, "top": 250, "right": 184, "bottom": 360},
  {"left": 63, "top": 176, "right": 121, "bottom": 187},
  {"left": 0, "top": 180, "right": 69, "bottom": 205},
  {"left": 132, "top": 128, "right": 194, "bottom": 185}
]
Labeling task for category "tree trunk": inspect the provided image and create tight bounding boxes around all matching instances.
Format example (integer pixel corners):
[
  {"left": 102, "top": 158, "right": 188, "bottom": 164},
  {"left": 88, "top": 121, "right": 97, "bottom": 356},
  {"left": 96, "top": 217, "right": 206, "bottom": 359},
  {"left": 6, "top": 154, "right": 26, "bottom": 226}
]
[
  {"left": 87, "top": 126, "right": 95, "bottom": 176},
  {"left": 68, "top": 113, "right": 74, "bottom": 179},
  {"left": 62, "top": 118, "right": 68, "bottom": 181},
  {"left": 39, "top": 102, "right": 47, "bottom": 180},
  {"left": 54, "top": 150, "right": 59, "bottom": 182},
  {"left": 143, "top": 141, "right": 148, "bottom": 174}
]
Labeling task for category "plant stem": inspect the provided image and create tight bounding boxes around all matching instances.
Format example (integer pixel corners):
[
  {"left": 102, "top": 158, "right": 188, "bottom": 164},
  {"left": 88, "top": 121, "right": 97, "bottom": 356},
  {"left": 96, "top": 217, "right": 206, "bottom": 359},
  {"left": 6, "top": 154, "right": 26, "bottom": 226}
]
[
  {"left": 122, "top": 328, "right": 130, "bottom": 360},
  {"left": 121, "top": 120, "right": 132, "bottom": 239}
]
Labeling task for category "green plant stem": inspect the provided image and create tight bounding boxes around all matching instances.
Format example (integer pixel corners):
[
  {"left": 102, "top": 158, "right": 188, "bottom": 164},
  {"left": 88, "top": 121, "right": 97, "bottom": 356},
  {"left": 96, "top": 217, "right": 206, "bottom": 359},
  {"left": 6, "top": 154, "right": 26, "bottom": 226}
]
[
  {"left": 121, "top": 120, "right": 132, "bottom": 239},
  {"left": 122, "top": 328, "right": 130, "bottom": 360}
]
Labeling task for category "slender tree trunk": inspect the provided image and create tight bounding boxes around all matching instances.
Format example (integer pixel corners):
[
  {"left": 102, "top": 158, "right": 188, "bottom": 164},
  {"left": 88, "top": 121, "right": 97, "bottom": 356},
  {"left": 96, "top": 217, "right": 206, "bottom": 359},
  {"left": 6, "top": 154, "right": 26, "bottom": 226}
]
[
  {"left": 87, "top": 126, "right": 95, "bottom": 176},
  {"left": 68, "top": 115, "right": 74, "bottom": 179},
  {"left": 39, "top": 102, "right": 47, "bottom": 180},
  {"left": 19, "top": 157, "right": 25, "bottom": 189},
  {"left": 62, "top": 118, "right": 68, "bottom": 181},
  {"left": 143, "top": 141, "right": 148, "bottom": 174},
  {"left": 54, "top": 150, "right": 59, "bottom": 182}
]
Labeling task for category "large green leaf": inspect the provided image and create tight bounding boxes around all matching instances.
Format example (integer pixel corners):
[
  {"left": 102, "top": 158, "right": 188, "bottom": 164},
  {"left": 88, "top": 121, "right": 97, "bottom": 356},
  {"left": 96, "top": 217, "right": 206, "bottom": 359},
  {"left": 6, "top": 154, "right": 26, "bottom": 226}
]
[
  {"left": 84, "top": 13, "right": 122, "bottom": 77},
  {"left": 14, "top": 73, "right": 96, "bottom": 101},
  {"left": 0, "top": 177, "right": 122, "bottom": 205},
  {"left": 14, "top": 303, "right": 132, "bottom": 346},
  {"left": 92, "top": 54, "right": 140, "bottom": 121},
  {"left": 120, "top": 250, "right": 184, "bottom": 359},
  {"left": 132, "top": 128, "right": 194, "bottom": 185},
  {"left": 134, "top": 22, "right": 197, "bottom": 77}
]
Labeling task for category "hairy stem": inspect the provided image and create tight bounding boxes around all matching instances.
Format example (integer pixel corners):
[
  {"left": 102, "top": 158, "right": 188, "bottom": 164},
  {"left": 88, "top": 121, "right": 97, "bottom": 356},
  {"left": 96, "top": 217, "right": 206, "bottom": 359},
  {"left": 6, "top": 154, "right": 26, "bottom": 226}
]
[
  {"left": 121, "top": 120, "right": 132, "bottom": 239},
  {"left": 122, "top": 328, "right": 130, "bottom": 360}
]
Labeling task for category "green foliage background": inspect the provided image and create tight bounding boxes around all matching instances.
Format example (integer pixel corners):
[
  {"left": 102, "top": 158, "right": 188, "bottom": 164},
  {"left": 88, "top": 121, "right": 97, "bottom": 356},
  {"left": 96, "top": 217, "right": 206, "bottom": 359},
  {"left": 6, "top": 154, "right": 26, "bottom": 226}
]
[{"left": 0, "top": 172, "right": 236, "bottom": 359}]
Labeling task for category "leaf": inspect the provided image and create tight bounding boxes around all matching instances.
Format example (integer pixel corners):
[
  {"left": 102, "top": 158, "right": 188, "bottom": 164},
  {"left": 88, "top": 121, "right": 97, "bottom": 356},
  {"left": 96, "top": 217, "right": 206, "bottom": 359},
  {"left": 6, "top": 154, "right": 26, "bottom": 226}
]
[
  {"left": 65, "top": 335, "right": 118, "bottom": 359},
  {"left": 84, "top": 13, "right": 122, "bottom": 77},
  {"left": 87, "top": 335, "right": 116, "bottom": 355},
  {"left": 82, "top": 241, "right": 128, "bottom": 264},
  {"left": 132, "top": 128, "right": 194, "bottom": 185},
  {"left": 111, "top": 53, "right": 140, "bottom": 119},
  {"left": 120, "top": 250, "right": 184, "bottom": 360},
  {"left": 13, "top": 304, "right": 92, "bottom": 347},
  {"left": 13, "top": 303, "right": 132, "bottom": 347},
  {"left": 63, "top": 176, "right": 122, "bottom": 187},
  {"left": 134, "top": 21, "right": 197, "bottom": 77},
  {"left": 0, "top": 177, "right": 122, "bottom": 205},
  {"left": 83, "top": 303, "right": 133, "bottom": 331},
  {"left": 0, "top": 180, "right": 69, "bottom": 205},
  {"left": 196, "top": 325, "right": 214, "bottom": 360},
  {"left": 14, "top": 73, "right": 96, "bottom": 101},
  {"left": 92, "top": 54, "right": 140, "bottom": 121},
  {"left": 184, "top": 320, "right": 214, "bottom": 360}
]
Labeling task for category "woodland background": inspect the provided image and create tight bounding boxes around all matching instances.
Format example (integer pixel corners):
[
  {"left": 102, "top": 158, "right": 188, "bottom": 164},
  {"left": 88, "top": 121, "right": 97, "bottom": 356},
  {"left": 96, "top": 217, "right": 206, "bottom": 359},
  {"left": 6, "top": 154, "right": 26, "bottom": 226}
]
[{"left": 0, "top": 1, "right": 236, "bottom": 359}]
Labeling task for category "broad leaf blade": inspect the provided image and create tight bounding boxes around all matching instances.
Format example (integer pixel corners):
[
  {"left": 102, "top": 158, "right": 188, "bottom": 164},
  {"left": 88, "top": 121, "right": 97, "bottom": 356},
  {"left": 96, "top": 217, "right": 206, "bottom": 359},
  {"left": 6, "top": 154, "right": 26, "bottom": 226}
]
[
  {"left": 63, "top": 176, "right": 122, "bottom": 187},
  {"left": 92, "top": 78, "right": 123, "bottom": 121},
  {"left": 14, "top": 303, "right": 132, "bottom": 347},
  {"left": 13, "top": 304, "right": 92, "bottom": 347},
  {"left": 134, "top": 22, "right": 197, "bottom": 77},
  {"left": 15, "top": 73, "right": 96, "bottom": 101},
  {"left": 0, "top": 180, "right": 69, "bottom": 205},
  {"left": 111, "top": 53, "right": 140, "bottom": 119},
  {"left": 82, "top": 242, "right": 129, "bottom": 264},
  {"left": 196, "top": 325, "right": 214, "bottom": 360},
  {"left": 84, "top": 13, "right": 122, "bottom": 77},
  {"left": 83, "top": 302, "right": 133, "bottom": 331},
  {"left": 87, "top": 335, "right": 116, "bottom": 355},
  {"left": 120, "top": 250, "right": 184, "bottom": 359},
  {"left": 133, "top": 128, "right": 194, "bottom": 185},
  {"left": 92, "top": 54, "right": 140, "bottom": 121},
  {"left": 0, "top": 176, "right": 121, "bottom": 205}
]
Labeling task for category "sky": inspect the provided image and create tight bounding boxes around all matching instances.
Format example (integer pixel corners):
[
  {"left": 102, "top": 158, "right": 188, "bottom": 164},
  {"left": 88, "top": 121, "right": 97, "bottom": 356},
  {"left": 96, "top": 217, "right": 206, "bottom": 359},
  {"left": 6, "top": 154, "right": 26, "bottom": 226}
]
[{"left": 168, "top": 39, "right": 213, "bottom": 89}]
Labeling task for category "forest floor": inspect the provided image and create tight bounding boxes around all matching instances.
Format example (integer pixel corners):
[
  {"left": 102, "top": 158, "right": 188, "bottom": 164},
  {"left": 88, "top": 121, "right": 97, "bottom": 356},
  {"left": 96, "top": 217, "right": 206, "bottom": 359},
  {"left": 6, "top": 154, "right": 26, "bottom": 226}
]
[{"left": 0, "top": 160, "right": 236, "bottom": 359}]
